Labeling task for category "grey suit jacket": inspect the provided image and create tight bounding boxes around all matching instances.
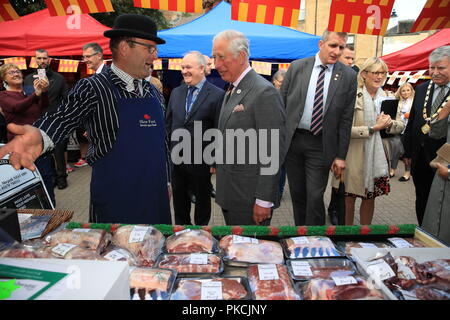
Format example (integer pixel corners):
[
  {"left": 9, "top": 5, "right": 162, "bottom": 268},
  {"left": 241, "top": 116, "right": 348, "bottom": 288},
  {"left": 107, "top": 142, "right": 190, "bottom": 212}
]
[
  {"left": 280, "top": 57, "right": 357, "bottom": 168},
  {"left": 215, "top": 69, "right": 286, "bottom": 212}
]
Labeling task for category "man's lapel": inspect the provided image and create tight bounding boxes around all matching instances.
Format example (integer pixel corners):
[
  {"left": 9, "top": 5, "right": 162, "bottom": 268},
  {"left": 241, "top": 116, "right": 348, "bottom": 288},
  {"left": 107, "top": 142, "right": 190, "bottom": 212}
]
[
  {"left": 324, "top": 62, "right": 342, "bottom": 113},
  {"left": 185, "top": 82, "right": 208, "bottom": 123}
]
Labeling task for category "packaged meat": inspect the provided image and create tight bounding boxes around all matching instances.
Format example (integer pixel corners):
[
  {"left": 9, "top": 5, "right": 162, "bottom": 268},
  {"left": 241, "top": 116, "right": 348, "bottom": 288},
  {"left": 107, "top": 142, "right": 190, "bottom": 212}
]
[
  {"left": 102, "top": 246, "right": 138, "bottom": 266},
  {"left": 286, "top": 258, "right": 357, "bottom": 281},
  {"left": 219, "top": 235, "right": 284, "bottom": 266},
  {"left": 387, "top": 237, "right": 428, "bottom": 248},
  {"left": 247, "top": 264, "right": 301, "bottom": 300},
  {"left": 282, "top": 236, "right": 342, "bottom": 259},
  {"left": 113, "top": 225, "right": 165, "bottom": 267},
  {"left": 301, "top": 277, "right": 385, "bottom": 300},
  {"left": 337, "top": 241, "right": 393, "bottom": 259},
  {"left": 129, "top": 267, "right": 177, "bottom": 300},
  {"left": 45, "top": 228, "right": 111, "bottom": 253},
  {"left": 170, "top": 277, "right": 250, "bottom": 300},
  {"left": 0, "top": 242, "right": 52, "bottom": 259},
  {"left": 48, "top": 243, "right": 106, "bottom": 260},
  {"left": 164, "top": 229, "right": 219, "bottom": 253},
  {"left": 156, "top": 253, "right": 223, "bottom": 276}
]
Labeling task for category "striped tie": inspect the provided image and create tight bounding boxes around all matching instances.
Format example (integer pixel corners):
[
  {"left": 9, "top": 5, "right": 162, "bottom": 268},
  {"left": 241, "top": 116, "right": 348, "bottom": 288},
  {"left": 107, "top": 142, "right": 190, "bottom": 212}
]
[{"left": 310, "top": 65, "right": 328, "bottom": 135}]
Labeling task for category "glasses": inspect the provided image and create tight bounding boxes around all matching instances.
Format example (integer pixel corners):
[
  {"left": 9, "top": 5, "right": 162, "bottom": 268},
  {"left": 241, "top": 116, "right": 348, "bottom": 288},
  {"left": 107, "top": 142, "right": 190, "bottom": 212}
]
[
  {"left": 127, "top": 40, "right": 158, "bottom": 55},
  {"left": 368, "top": 71, "right": 387, "bottom": 76},
  {"left": 82, "top": 52, "right": 100, "bottom": 60},
  {"left": 6, "top": 70, "right": 21, "bottom": 76}
]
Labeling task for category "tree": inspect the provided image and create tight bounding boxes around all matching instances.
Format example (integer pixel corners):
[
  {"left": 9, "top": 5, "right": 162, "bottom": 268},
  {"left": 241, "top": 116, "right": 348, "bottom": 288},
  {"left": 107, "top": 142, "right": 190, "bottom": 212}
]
[{"left": 9, "top": 0, "right": 170, "bottom": 30}]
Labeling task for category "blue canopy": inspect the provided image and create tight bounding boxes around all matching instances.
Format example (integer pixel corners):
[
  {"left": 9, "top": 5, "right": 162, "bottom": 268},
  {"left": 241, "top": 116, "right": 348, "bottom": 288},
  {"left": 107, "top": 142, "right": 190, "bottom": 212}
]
[{"left": 157, "top": 2, "right": 320, "bottom": 61}]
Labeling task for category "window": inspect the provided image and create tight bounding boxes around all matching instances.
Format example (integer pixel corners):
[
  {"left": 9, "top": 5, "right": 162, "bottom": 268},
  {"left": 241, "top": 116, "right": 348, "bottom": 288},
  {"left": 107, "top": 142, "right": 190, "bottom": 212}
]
[
  {"left": 347, "top": 35, "right": 355, "bottom": 45},
  {"left": 298, "top": 0, "right": 306, "bottom": 21}
]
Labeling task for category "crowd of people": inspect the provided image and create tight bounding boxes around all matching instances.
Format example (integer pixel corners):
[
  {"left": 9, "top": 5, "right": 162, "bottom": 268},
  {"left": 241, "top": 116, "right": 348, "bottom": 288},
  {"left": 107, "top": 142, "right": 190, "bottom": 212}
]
[{"left": 0, "top": 14, "right": 449, "bottom": 243}]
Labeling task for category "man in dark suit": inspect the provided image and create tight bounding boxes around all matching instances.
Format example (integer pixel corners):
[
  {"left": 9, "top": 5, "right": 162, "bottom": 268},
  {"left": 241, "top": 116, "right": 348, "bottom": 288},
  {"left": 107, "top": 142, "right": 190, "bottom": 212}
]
[
  {"left": 166, "top": 51, "right": 224, "bottom": 225},
  {"left": 212, "top": 30, "right": 286, "bottom": 226},
  {"left": 280, "top": 30, "right": 357, "bottom": 226},
  {"left": 403, "top": 46, "right": 450, "bottom": 226}
]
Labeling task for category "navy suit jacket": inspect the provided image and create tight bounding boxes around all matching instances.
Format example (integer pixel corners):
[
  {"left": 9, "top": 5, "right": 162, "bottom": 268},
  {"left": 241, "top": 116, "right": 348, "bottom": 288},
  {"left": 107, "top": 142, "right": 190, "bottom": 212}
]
[{"left": 166, "top": 80, "right": 224, "bottom": 173}]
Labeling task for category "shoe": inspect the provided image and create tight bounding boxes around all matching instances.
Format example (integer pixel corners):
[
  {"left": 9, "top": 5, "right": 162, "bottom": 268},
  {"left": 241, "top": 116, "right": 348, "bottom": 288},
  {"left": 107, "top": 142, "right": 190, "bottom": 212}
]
[
  {"left": 329, "top": 211, "right": 338, "bottom": 226},
  {"left": 74, "top": 158, "right": 88, "bottom": 167},
  {"left": 66, "top": 164, "right": 74, "bottom": 174},
  {"left": 190, "top": 194, "right": 196, "bottom": 204},
  {"left": 57, "top": 179, "right": 68, "bottom": 190},
  {"left": 399, "top": 176, "right": 410, "bottom": 182},
  {"left": 211, "top": 188, "right": 216, "bottom": 198}
]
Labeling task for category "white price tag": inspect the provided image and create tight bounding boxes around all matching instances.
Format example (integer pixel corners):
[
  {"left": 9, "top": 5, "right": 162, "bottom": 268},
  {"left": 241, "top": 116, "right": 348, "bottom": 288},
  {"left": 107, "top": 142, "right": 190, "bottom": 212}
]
[
  {"left": 51, "top": 243, "right": 77, "bottom": 257},
  {"left": 291, "top": 237, "right": 310, "bottom": 245},
  {"left": 366, "top": 259, "right": 396, "bottom": 281},
  {"left": 332, "top": 276, "right": 358, "bottom": 286},
  {"left": 388, "top": 238, "right": 413, "bottom": 248},
  {"left": 232, "top": 235, "right": 259, "bottom": 244},
  {"left": 129, "top": 226, "right": 150, "bottom": 243},
  {"left": 189, "top": 253, "right": 208, "bottom": 265},
  {"left": 201, "top": 281, "right": 223, "bottom": 300},
  {"left": 175, "top": 229, "right": 191, "bottom": 236},
  {"left": 291, "top": 261, "right": 313, "bottom": 277},
  {"left": 358, "top": 242, "right": 378, "bottom": 248},
  {"left": 258, "top": 264, "right": 279, "bottom": 281},
  {"left": 72, "top": 228, "right": 91, "bottom": 233},
  {"left": 104, "top": 249, "right": 127, "bottom": 261}
]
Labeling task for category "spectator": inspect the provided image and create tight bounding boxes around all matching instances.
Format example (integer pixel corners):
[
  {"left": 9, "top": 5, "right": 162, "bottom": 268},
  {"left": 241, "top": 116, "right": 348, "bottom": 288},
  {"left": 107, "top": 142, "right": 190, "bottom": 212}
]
[
  {"left": 145, "top": 63, "right": 163, "bottom": 93},
  {"left": 0, "top": 63, "right": 55, "bottom": 205},
  {"left": 340, "top": 44, "right": 359, "bottom": 72},
  {"left": 403, "top": 45, "right": 450, "bottom": 226},
  {"left": 332, "top": 57, "right": 392, "bottom": 225}
]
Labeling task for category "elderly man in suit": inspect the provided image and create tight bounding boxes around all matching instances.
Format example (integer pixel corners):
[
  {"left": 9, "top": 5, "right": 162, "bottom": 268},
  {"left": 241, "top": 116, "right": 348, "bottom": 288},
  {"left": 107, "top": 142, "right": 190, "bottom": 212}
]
[
  {"left": 166, "top": 51, "right": 224, "bottom": 225},
  {"left": 280, "top": 30, "right": 357, "bottom": 226},
  {"left": 212, "top": 30, "right": 286, "bottom": 226},
  {"left": 403, "top": 45, "right": 450, "bottom": 226}
]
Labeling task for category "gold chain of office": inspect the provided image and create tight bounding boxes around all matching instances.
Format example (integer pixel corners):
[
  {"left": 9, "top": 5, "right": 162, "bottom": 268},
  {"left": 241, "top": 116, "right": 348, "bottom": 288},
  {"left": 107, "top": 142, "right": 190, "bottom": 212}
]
[{"left": 421, "top": 81, "right": 450, "bottom": 134}]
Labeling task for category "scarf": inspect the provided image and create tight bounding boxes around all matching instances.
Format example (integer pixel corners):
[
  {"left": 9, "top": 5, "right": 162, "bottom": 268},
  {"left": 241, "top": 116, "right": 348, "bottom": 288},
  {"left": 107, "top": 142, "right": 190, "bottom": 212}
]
[{"left": 362, "top": 87, "right": 389, "bottom": 192}]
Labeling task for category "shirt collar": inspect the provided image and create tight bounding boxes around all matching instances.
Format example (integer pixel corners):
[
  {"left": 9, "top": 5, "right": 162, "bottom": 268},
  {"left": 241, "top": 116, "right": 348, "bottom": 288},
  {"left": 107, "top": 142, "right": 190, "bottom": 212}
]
[
  {"left": 434, "top": 82, "right": 450, "bottom": 91},
  {"left": 95, "top": 63, "right": 105, "bottom": 74},
  {"left": 111, "top": 63, "right": 141, "bottom": 92},
  {"left": 189, "top": 78, "right": 206, "bottom": 91},
  {"left": 232, "top": 65, "right": 252, "bottom": 88},
  {"left": 314, "top": 53, "right": 335, "bottom": 72}
]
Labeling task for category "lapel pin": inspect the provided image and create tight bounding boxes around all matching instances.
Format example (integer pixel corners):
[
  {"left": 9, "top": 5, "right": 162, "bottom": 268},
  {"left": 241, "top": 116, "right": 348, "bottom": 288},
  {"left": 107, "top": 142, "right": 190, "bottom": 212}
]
[{"left": 236, "top": 89, "right": 241, "bottom": 94}]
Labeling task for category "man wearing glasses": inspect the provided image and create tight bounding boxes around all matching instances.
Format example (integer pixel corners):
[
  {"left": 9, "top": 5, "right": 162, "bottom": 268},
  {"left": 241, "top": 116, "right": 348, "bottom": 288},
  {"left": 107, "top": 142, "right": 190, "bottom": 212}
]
[
  {"left": 82, "top": 43, "right": 105, "bottom": 74},
  {"left": 0, "top": 14, "right": 172, "bottom": 225}
]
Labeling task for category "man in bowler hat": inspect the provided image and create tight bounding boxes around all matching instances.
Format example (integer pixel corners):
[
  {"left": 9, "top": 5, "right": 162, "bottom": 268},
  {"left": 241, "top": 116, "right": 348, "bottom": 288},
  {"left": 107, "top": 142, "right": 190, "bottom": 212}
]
[{"left": 0, "top": 14, "right": 172, "bottom": 225}]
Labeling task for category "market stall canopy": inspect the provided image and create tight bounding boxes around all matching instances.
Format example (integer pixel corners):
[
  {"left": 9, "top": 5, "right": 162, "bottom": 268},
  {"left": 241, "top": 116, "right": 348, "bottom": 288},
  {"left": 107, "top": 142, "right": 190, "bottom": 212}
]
[
  {"left": 381, "top": 29, "right": 450, "bottom": 72},
  {"left": 158, "top": 1, "right": 320, "bottom": 61},
  {"left": 0, "top": 9, "right": 111, "bottom": 57}
]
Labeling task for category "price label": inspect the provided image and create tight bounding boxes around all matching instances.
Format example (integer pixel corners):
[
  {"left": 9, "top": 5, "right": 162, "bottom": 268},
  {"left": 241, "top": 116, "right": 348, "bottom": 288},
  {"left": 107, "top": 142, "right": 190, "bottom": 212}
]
[
  {"left": 291, "top": 237, "right": 310, "bottom": 245},
  {"left": 190, "top": 254, "right": 208, "bottom": 265},
  {"left": 201, "top": 281, "right": 223, "bottom": 300},
  {"left": 366, "top": 259, "right": 396, "bottom": 281},
  {"left": 395, "top": 258, "right": 417, "bottom": 280},
  {"left": 291, "top": 261, "right": 313, "bottom": 277},
  {"left": 104, "top": 249, "right": 127, "bottom": 261},
  {"left": 232, "top": 235, "right": 259, "bottom": 244},
  {"left": 258, "top": 264, "right": 279, "bottom": 281},
  {"left": 129, "top": 226, "right": 149, "bottom": 243},
  {"left": 52, "top": 243, "right": 77, "bottom": 257},
  {"left": 332, "top": 276, "right": 358, "bottom": 286},
  {"left": 358, "top": 242, "right": 378, "bottom": 248},
  {"left": 388, "top": 238, "right": 413, "bottom": 248},
  {"left": 175, "top": 229, "right": 191, "bottom": 236},
  {"left": 72, "top": 228, "right": 91, "bottom": 233}
]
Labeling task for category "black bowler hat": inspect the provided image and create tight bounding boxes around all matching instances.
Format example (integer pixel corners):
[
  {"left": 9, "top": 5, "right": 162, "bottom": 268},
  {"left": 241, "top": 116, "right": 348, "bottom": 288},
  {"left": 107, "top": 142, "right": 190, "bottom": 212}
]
[{"left": 104, "top": 14, "right": 166, "bottom": 44}]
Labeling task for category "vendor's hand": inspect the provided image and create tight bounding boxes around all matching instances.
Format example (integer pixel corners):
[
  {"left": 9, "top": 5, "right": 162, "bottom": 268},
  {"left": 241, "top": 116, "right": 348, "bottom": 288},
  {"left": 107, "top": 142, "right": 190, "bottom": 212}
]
[
  {"left": 0, "top": 124, "right": 44, "bottom": 171},
  {"left": 436, "top": 163, "right": 449, "bottom": 180},
  {"left": 253, "top": 204, "right": 271, "bottom": 225},
  {"left": 210, "top": 167, "right": 216, "bottom": 174},
  {"left": 331, "top": 158, "right": 346, "bottom": 178},
  {"left": 437, "top": 99, "right": 450, "bottom": 121},
  {"left": 403, "top": 158, "right": 412, "bottom": 167}
]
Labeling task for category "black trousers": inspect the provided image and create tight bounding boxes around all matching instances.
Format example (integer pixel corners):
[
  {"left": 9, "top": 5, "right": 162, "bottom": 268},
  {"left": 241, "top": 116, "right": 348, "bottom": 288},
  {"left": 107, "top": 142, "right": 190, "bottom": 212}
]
[
  {"left": 411, "top": 147, "right": 436, "bottom": 226},
  {"left": 172, "top": 164, "right": 212, "bottom": 226},
  {"left": 53, "top": 139, "right": 68, "bottom": 183}
]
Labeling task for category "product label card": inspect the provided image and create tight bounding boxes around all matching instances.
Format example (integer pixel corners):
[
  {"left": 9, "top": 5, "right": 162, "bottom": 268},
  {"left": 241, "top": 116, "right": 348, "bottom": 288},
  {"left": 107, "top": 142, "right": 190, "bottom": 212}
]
[
  {"left": 175, "top": 229, "right": 191, "bottom": 236},
  {"left": 332, "top": 276, "right": 358, "bottom": 286},
  {"left": 366, "top": 259, "right": 396, "bottom": 281},
  {"left": 291, "top": 261, "right": 313, "bottom": 277},
  {"left": 189, "top": 254, "right": 208, "bottom": 265},
  {"left": 72, "top": 229, "right": 91, "bottom": 233},
  {"left": 201, "top": 281, "right": 223, "bottom": 300},
  {"left": 129, "top": 226, "right": 150, "bottom": 243},
  {"left": 291, "top": 237, "right": 310, "bottom": 245},
  {"left": 388, "top": 238, "right": 413, "bottom": 248},
  {"left": 104, "top": 250, "right": 127, "bottom": 261},
  {"left": 232, "top": 235, "right": 259, "bottom": 244},
  {"left": 358, "top": 242, "right": 378, "bottom": 248},
  {"left": 51, "top": 243, "right": 77, "bottom": 257},
  {"left": 258, "top": 264, "right": 279, "bottom": 281}
]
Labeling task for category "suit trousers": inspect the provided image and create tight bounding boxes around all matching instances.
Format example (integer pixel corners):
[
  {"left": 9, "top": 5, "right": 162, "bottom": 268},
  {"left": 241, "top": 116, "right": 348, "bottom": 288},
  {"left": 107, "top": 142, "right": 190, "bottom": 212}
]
[
  {"left": 411, "top": 146, "right": 436, "bottom": 226},
  {"left": 53, "top": 139, "right": 68, "bottom": 183},
  {"left": 222, "top": 208, "right": 272, "bottom": 226},
  {"left": 285, "top": 130, "right": 330, "bottom": 226},
  {"left": 172, "top": 164, "right": 212, "bottom": 226}
]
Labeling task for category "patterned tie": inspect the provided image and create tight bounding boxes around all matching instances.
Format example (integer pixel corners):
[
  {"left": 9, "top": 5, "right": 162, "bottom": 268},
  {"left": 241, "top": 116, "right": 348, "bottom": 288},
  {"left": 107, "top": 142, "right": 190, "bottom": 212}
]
[
  {"left": 310, "top": 65, "right": 328, "bottom": 135},
  {"left": 430, "top": 85, "right": 447, "bottom": 115},
  {"left": 224, "top": 83, "right": 234, "bottom": 104},
  {"left": 133, "top": 79, "right": 140, "bottom": 97},
  {"left": 185, "top": 86, "right": 197, "bottom": 115}
]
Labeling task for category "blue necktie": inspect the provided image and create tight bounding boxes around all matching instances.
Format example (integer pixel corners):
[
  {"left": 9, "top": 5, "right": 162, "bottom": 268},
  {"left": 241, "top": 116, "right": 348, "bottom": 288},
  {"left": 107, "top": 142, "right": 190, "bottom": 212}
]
[
  {"left": 186, "top": 86, "right": 197, "bottom": 115},
  {"left": 310, "top": 65, "right": 328, "bottom": 135}
]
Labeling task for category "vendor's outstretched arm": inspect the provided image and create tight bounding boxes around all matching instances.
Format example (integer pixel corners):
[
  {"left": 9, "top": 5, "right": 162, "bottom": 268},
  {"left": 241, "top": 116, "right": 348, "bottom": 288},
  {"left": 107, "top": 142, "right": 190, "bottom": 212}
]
[{"left": 0, "top": 123, "right": 44, "bottom": 171}]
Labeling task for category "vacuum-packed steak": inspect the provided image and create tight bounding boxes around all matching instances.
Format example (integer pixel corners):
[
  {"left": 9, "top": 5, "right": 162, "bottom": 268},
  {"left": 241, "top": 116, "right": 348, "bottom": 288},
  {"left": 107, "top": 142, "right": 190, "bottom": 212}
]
[
  {"left": 165, "top": 229, "right": 216, "bottom": 253},
  {"left": 129, "top": 268, "right": 175, "bottom": 300},
  {"left": 157, "top": 254, "right": 222, "bottom": 274},
  {"left": 170, "top": 278, "right": 248, "bottom": 300},
  {"left": 303, "top": 277, "right": 384, "bottom": 300},
  {"left": 219, "top": 235, "right": 284, "bottom": 264},
  {"left": 45, "top": 229, "right": 110, "bottom": 252}
]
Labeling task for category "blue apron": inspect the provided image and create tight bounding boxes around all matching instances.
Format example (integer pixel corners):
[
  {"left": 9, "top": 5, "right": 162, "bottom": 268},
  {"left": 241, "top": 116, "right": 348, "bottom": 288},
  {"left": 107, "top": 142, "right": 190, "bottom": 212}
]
[{"left": 89, "top": 74, "right": 171, "bottom": 224}]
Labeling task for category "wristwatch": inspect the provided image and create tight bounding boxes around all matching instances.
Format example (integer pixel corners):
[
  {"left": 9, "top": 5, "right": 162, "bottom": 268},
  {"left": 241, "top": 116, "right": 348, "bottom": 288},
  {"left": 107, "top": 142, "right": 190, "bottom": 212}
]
[{"left": 368, "top": 126, "right": 374, "bottom": 135}]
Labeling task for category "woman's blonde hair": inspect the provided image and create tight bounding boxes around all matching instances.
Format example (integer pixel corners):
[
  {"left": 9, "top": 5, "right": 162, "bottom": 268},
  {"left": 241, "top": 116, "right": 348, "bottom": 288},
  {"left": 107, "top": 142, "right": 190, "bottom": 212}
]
[
  {"left": 394, "top": 82, "right": 415, "bottom": 101},
  {"left": 357, "top": 57, "right": 388, "bottom": 88},
  {"left": 0, "top": 63, "right": 20, "bottom": 81}
]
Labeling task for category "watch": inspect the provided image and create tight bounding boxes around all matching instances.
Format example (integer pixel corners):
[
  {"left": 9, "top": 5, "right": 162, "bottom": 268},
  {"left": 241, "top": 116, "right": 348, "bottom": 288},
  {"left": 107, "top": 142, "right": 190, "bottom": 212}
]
[{"left": 368, "top": 126, "right": 374, "bottom": 134}]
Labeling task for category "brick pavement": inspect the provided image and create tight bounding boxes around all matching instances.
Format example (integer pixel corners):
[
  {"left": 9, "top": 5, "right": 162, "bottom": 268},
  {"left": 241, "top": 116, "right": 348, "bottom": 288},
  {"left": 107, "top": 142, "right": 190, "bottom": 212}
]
[{"left": 55, "top": 163, "right": 418, "bottom": 226}]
